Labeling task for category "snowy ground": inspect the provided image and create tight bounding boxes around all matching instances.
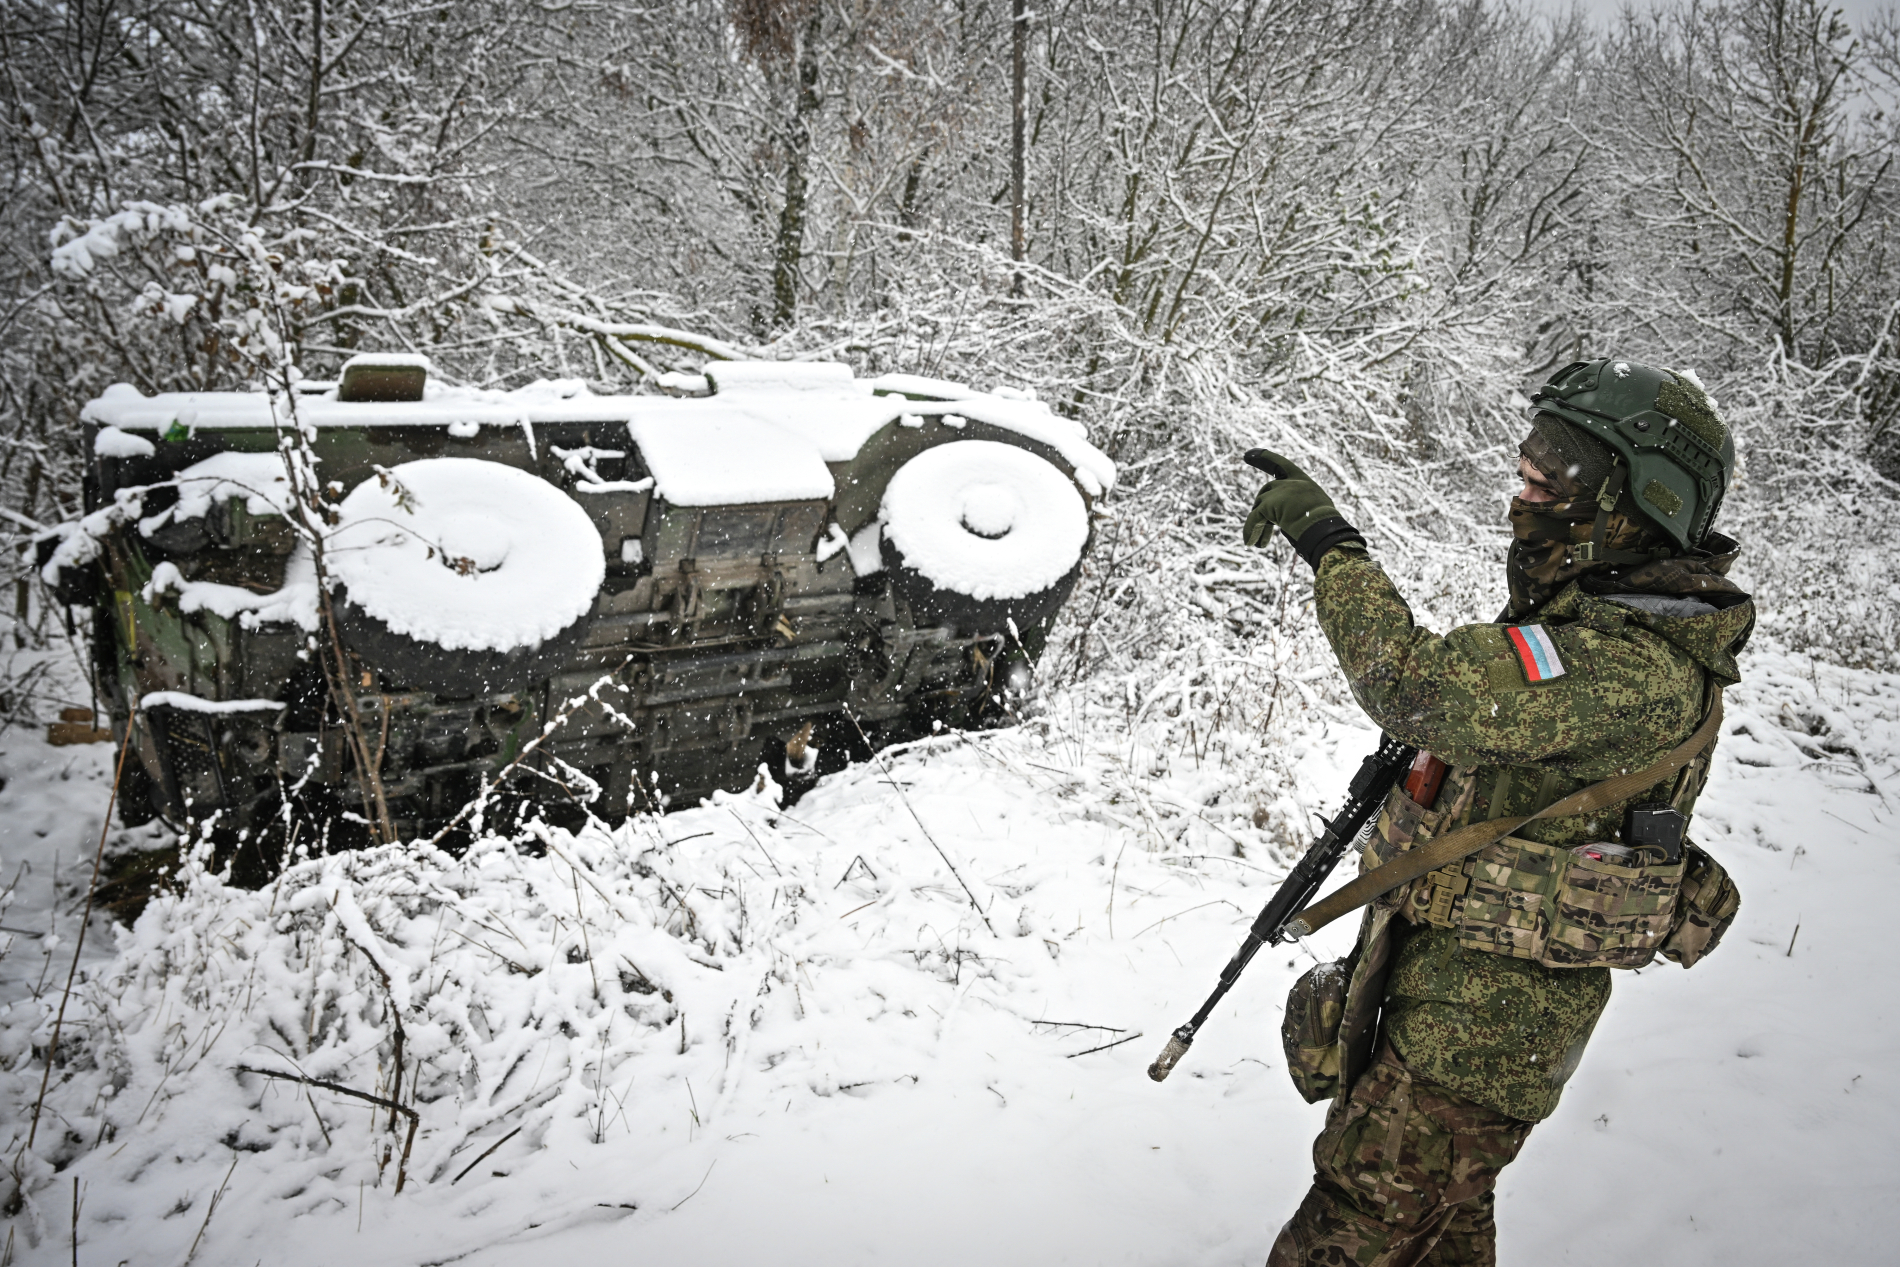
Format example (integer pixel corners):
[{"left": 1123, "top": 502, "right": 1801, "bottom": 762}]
[{"left": 1, "top": 644, "right": 1895, "bottom": 1266}]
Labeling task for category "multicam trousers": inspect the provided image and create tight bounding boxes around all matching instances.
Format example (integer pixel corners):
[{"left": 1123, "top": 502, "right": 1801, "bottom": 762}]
[{"left": 1267, "top": 1044, "right": 1534, "bottom": 1267}]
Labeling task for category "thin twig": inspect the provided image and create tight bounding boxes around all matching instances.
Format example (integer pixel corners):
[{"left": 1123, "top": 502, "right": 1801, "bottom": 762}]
[
  {"left": 450, "top": 1126, "right": 523, "bottom": 1184},
  {"left": 423, "top": 662, "right": 632, "bottom": 849},
  {"left": 1131, "top": 898, "right": 1247, "bottom": 939},
  {"left": 236, "top": 1066, "right": 419, "bottom": 1193},
  {"left": 725, "top": 808, "right": 783, "bottom": 876},
  {"left": 1107, "top": 835, "right": 1128, "bottom": 938},
  {"left": 843, "top": 709, "right": 994, "bottom": 934},
  {"left": 670, "top": 1159, "right": 717, "bottom": 1211},
  {"left": 305, "top": 1088, "right": 334, "bottom": 1148},
  {"left": 1065, "top": 1031, "right": 1144, "bottom": 1058},
  {"left": 834, "top": 855, "right": 877, "bottom": 887},
  {"left": 182, "top": 1153, "right": 239, "bottom": 1266},
  {"left": 443, "top": 926, "right": 531, "bottom": 973},
  {"left": 771, "top": 809, "right": 839, "bottom": 845},
  {"left": 571, "top": 864, "right": 601, "bottom": 1000},
  {"left": 312, "top": 520, "right": 395, "bottom": 843},
  {"left": 1030, "top": 1020, "right": 1127, "bottom": 1032},
  {"left": 29, "top": 712, "right": 137, "bottom": 1147},
  {"left": 349, "top": 952, "right": 408, "bottom": 1136}
]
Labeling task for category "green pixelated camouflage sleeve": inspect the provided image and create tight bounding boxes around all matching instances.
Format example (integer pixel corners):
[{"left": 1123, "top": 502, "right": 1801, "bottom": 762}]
[{"left": 1311, "top": 547, "right": 1702, "bottom": 780}]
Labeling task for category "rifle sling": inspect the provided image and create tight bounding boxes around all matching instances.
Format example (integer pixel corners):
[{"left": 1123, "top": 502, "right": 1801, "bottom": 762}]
[{"left": 1283, "top": 692, "right": 1724, "bottom": 940}]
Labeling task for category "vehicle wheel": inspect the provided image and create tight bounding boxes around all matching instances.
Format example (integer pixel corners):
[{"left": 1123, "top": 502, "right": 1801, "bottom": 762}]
[
  {"left": 328, "top": 457, "right": 605, "bottom": 698},
  {"left": 878, "top": 440, "right": 1090, "bottom": 638}
]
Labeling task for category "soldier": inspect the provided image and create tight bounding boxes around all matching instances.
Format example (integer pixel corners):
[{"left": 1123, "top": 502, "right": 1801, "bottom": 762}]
[{"left": 1242, "top": 359, "right": 1752, "bottom": 1266}]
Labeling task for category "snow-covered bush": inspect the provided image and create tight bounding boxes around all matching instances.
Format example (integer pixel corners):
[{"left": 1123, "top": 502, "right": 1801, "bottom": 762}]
[{"left": 0, "top": 664, "right": 1383, "bottom": 1259}]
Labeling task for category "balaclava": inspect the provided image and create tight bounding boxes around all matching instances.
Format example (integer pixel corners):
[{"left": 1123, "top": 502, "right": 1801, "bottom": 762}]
[
  {"left": 1525, "top": 414, "right": 1613, "bottom": 496},
  {"left": 1506, "top": 414, "right": 1668, "bottom": 616}
]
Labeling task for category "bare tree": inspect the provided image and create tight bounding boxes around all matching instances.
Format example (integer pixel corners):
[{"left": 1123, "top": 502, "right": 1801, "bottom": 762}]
[{"left": 1608, "top": 0, "right": 1895, "bottom": 367}]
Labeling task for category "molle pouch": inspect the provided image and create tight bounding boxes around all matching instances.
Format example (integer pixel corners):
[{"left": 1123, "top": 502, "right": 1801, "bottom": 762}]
[
  {"left": 1541, "top": 845, "right": 1684, "bottom": 968},
  {"left": 1282, "top": 958, "right": 1353, "bottom": 1104},
  {"left": 1368, "top": 785, "right": 1436, "bottom": 868},
  {"left": 1445, "top": 836, "right": 1685, "bottom": 969},
  {"left": 1661, "top": 842, "right": 1741, "bottom": 968},
  {"left": 1450, "top": 840, "right": 1556, "bottom": 959},
  {"left": 1367, "top": 766, "right": 1473, "bottom": 879}
]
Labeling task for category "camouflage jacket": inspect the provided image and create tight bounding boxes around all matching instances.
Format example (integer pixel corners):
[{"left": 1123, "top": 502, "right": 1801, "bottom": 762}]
[{"left": 1309, "top": 544, "right": 1754, "bottom": 1121}]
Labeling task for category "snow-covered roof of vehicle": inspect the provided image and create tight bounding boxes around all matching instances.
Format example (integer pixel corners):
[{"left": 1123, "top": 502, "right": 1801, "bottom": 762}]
[{"left": 82, "top": 361, "right": 1116, "bottom": 507}]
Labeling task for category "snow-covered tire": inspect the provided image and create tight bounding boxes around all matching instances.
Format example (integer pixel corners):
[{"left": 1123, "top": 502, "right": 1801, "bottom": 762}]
[
  {"left": 328, "top": 457, "right": 605, "bottom": 697},
  {"left": 878, "top": 441, "right": 1089, "bottom": 638}
]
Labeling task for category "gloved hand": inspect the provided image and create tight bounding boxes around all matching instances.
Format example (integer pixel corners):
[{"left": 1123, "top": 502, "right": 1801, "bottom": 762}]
[
  {"left": 1241, "top": 448, "right": 1365, "bottom": 568},
  {"left": 1243, "top": 450, "right": 1339, "bottom": 546}
]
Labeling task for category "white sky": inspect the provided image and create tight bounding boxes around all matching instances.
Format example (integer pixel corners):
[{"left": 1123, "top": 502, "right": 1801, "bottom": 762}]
[{"left": 1530, "top": 0, "right": 1888, "bottom": 29}]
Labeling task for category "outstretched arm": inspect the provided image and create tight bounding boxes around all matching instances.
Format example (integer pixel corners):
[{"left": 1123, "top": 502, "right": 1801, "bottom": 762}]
[{"left": 1310, "top": 546, "right": 1698, "bottom": 778}]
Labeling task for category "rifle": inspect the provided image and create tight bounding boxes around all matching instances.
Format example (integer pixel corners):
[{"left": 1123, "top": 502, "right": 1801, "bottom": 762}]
[{"left": 1146, "top": 734, "right": 1417, "bottom": 1082}]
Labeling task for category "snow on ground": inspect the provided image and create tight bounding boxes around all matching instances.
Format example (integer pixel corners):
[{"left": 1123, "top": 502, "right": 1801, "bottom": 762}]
[{"left": 0, "top": 646, "right": 1895, "bottom": 1265}]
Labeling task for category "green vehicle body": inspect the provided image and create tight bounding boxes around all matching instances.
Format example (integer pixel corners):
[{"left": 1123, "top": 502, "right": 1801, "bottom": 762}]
[{"left": 53, "top": 362, "right": 1113, "bottom": 841}]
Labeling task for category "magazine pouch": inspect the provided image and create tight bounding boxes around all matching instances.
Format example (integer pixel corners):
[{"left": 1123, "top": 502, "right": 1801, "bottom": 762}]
[{"left": 1448, "top": 835, "right": 1685, "bottom": 969}]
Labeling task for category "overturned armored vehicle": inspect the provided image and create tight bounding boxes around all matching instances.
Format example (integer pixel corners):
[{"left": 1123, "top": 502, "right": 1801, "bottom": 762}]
[{"left": 50, "top": 358, "right": 1114, "bottom": 844}]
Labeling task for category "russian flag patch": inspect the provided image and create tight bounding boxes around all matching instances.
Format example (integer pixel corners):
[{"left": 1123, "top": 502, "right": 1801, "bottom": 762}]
[{"left": 1506, "top": 624, "right": 1567, "bottom": 683}]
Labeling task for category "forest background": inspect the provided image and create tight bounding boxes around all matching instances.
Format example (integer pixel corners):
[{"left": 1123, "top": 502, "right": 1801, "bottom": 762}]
[{"left": 4, "top": 0, "right": 1899, "bottom": 706}]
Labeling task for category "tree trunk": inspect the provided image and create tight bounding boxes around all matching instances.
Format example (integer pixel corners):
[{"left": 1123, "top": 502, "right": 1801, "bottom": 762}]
[
  {"left": 302, "top": 0, "right": 324, "bottom": 176},
  {"left": 1011, "top": 0, "right": 1027, "bottom": 295},
  {"left": 771, "top": 17, "right": 823, "bottom": 331}
]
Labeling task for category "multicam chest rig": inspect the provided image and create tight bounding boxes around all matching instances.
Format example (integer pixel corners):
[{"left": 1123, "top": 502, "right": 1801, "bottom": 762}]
[
  {"left": 1273, "top": 684, "right": 1741, "bottom": 972},
  {"left": 1366, "top": 703, "right": 1739, "bottom": 972},
  {"left": 1272, "top": 697, "right": 1742, "bottom": 1104}
]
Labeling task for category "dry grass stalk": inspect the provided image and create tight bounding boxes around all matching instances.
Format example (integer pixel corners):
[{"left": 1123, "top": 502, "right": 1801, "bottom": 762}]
[
  {"left": 28, "top": 713, "right": 137, "bottom": 1147},
  {"left": 843, "top": 708, "right": 994, "bottom": 934},
  {"left": 181, "top": 1153, "right": 238, "bottom": 1266},
  {"left": 236, "top": 1067, "right": 419, "bottom": 1193}
]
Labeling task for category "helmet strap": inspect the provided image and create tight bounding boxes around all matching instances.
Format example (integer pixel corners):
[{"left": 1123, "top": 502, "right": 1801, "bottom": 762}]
[
  {"left": 1588, "top": 464, "right": 1626, "bottom": 551},
  {"left": 1572, "top": 463, "right": 1655, "bottom": 565}
]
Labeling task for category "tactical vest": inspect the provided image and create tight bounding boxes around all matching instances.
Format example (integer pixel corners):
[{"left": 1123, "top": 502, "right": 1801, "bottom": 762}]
[{"left": 1363, "top": 710, "right": 1737, "bottom": 970}]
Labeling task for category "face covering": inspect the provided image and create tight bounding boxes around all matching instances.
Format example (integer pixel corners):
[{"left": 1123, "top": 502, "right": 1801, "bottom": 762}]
[
  {"left": 1509, "top": 406, "right": 1687, "bottom": 615},
  {"left": 1524, "top": 415, "right": 1610, "bottom": 501},
  {"left": 1507, "top": 495, "right": 1602, "bottom": 615},
  {"left": 1506, "top": 464, "right": 1679, "bottom": 616}
]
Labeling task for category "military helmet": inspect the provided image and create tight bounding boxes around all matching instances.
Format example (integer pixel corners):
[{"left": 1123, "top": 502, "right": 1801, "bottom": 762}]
[{"left": 1526, "top": 358, "right": 1734, "bottom": 551}]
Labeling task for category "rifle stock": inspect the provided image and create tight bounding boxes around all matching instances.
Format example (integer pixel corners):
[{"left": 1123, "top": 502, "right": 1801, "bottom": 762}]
[{"left": 1147, "top": 734, "right": 1416, "bottom": 1082}]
